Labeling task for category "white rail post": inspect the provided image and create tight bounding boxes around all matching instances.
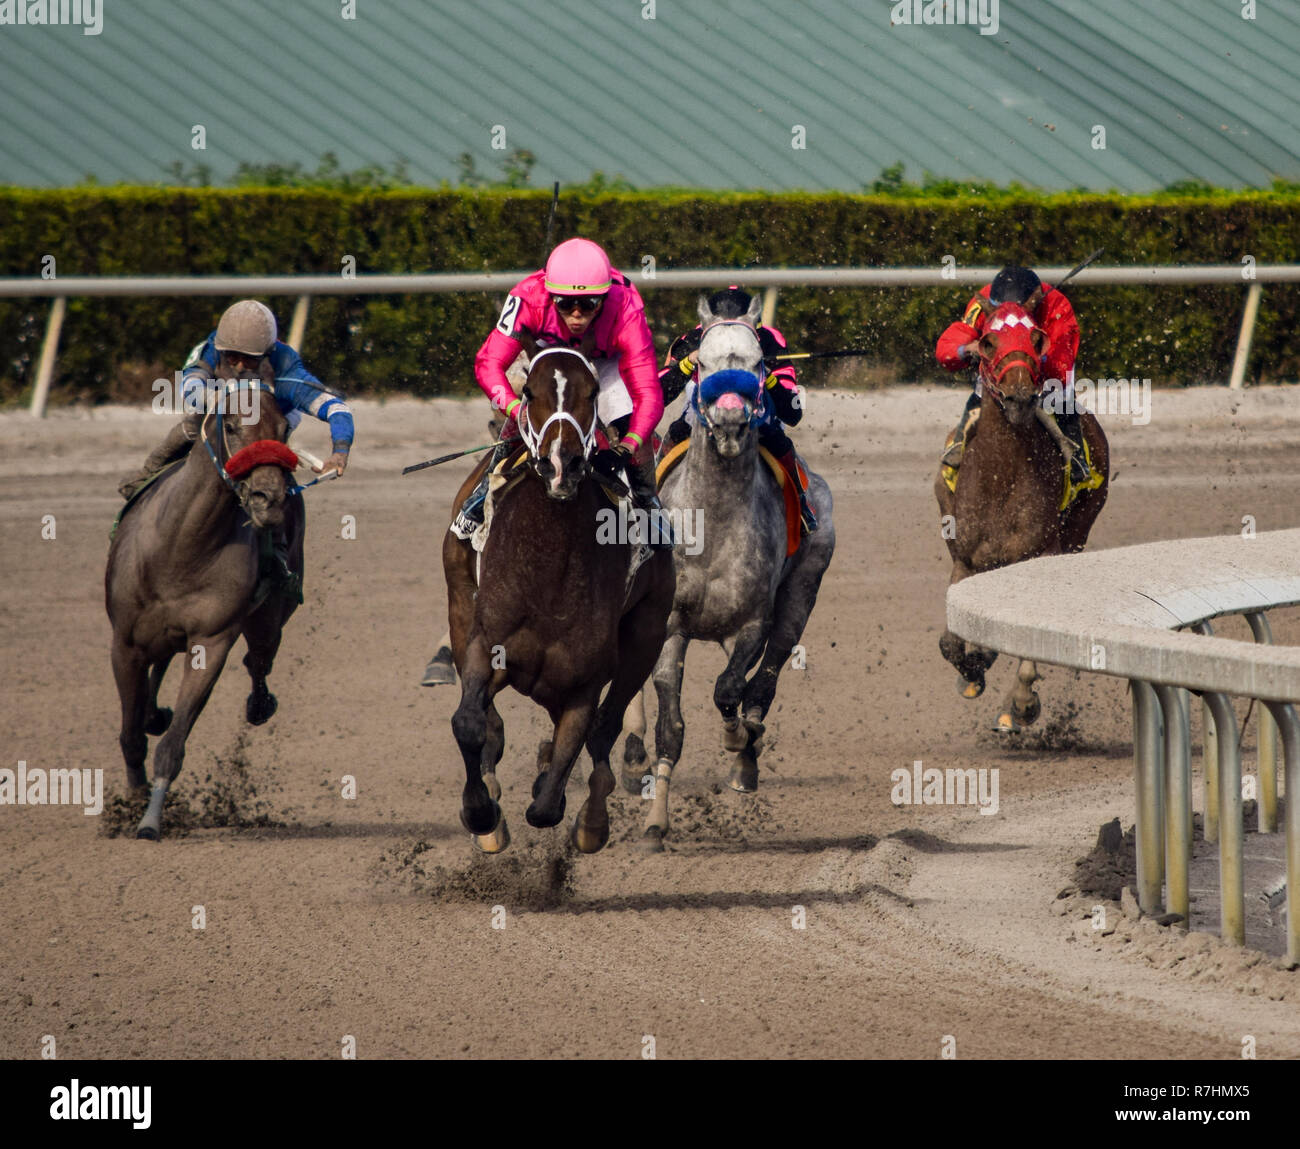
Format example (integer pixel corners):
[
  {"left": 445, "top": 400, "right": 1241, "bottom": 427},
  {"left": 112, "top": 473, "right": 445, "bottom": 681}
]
[
  {"left": 1260, "top": 701, "right": 1299, "bottom": 968},
  {"left": 1203, "top": 692, "right": 1245, "bottom": 945},
  {"left": 288, "top": 294, "right": 311, "bottom": 350},
  {"left": 1155, "top": 684, "right": 1192, "bottom": 926},
  {"left": 1132, "top": 680, "right": 1165, "bottom": 913},
  {"left": 1228, "top": 283, "right": 1263, "bottom": 390},
  {"left": 30, "top": 295, "right": 67, "bottom": 418},
  {"left": 1193, "top": 620, "right": 1219, "bottom": 841},
  {"left": 761, "top": 285, "right": 779, "bottom": 328},
  {"left": 1245, "top": 612, "right": 1279, "bottom": 832}
]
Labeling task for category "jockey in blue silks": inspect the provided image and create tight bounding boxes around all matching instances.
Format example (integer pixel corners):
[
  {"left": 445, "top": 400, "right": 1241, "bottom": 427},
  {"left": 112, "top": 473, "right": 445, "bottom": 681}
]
[{"left": 118, "top": 300, "right": 354, "bottom": 500}]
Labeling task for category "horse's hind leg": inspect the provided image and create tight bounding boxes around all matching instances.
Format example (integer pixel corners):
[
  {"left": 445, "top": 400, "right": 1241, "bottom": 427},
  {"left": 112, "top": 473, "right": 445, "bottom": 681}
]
[
  {"left": 619, "top": 683, "right": 650, "bottom": 794},
  {"left": 997, "top": 659, "right": 1042, "bottom": 732},
  {"left": 111, "top": 639, "right": 150, "bottom": 792},
  {"left": 144, "top": 655, "right": 174, "bottom": 736},
  {"left": 138, "top": 635, "right": 234, "bottom": 840}
]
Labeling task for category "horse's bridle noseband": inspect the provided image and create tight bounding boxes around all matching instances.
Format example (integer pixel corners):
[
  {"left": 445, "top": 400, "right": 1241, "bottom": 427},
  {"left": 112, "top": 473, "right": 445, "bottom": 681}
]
[
  {"left": 692, "top": 319, "right": 767, "bottom": 437},
  {"left": 518, "top": 346, "right": 600, "bottom": 471}
]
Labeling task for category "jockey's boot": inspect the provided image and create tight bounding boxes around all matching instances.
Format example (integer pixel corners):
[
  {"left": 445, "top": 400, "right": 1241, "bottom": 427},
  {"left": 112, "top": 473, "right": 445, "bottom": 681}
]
[
  {"left": 451, "top": 433, "right": 518, "bottom": 539},
  {"left": 776, "top": 446, "right": 818, "bottom": 533},
  {"left": 118, "top": 414, "right": 200, "bottom": 500},
  {"left": 1055, "top": 409, "right": 1092, "bottom": 484},
  {"left": 940, "top": 396, "right": 980, "bottom": 470},
  {"left": 624, "top": 447, "right": 675, "bottom": 550}
]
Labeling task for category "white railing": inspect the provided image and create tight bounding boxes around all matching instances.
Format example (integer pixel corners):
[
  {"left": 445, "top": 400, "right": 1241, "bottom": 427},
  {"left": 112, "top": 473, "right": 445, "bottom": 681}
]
[
  {"left": 947, "top": 529, "right": 1300, "bottom": 965},
  {"left": 3, "top": 264, "right": 1296, "bottom": 415}
]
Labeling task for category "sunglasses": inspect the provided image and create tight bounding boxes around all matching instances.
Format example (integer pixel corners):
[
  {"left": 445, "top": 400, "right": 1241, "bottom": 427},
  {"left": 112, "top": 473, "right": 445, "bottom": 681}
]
[{"left": 552, "top": 295, "right": 604, "bottom": 315}]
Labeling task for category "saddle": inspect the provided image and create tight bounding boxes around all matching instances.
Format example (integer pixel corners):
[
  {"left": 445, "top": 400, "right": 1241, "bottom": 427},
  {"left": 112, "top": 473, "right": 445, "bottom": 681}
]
[
  {"left": 941, "top": 428, "right": 1104, "bottom": 512},
  {"left": 656, "top": 440, "right": 803, "bottom": 557}
]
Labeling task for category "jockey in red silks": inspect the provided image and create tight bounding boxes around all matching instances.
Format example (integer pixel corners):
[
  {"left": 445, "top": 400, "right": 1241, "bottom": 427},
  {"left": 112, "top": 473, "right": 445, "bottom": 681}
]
[
  {"left": 659, "top": 286, "right": 817, "bottom": 532},
  {"left": 936, "top": 264, "right": 1090, "bottom": 484},
  {"left": 452, "top": 237, "right": 666, "bottom": 538}
]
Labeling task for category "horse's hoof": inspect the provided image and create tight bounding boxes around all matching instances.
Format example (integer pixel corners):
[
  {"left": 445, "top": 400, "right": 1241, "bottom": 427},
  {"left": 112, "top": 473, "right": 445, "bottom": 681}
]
[
  {"left": 421, "top": 647, "right": 456, "bottom": 687},
  {"left": 959, "top": 675, "right": 985, "bottom": 699},
  {"left": 1013, "top": 694, "right": 1042, "bottom": 726},
  {"left": 525, "top": 793, "right": 566, "bottom": 829},
  {"left": 460, "top": 799, "right": 503, "bottom": 838},
  {"left": 729, "top": 758, "right": 759, "bottom": 792},
  {"left": 472, "top": 812, "right": 511, "bottom": 854},
  {"left": 994, "top": 712, "right": 1021, "bottom": 733},
  {"left": 571, "top": 819, "right": 610, "bottom": 855},
  {"left": 246, "top": 690, "right": 277, "bottom": 726},
  {"left": 639, "top": 826, "right": 666, "bottom": 854},
  {"left": 620, "top": 766, "right": 648, "bottom": 796},
  {"left": 483, "top": 771, "right": 502, "bottom": 803},
  {"left": 135, "top": 824, "right": 160, "bottom": 842},
  {"left": 144, "top": 707, "right": 173, "bottom": 736},
  {"left": 623, "top": 732, "right": 647, "bottom": 769},
  {"left": 722, "top": 720, "right": 747, "bottom": 752}
]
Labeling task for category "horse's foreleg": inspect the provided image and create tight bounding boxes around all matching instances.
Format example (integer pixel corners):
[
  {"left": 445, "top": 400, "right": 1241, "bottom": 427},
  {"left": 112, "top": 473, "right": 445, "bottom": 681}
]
[
  {"left": 137, "top": 634, "right": 235, "bottom": 840},
  {"left": 526, "top": 695, "right": 597, "bottom": 830},
  {"left": 481, "top": 701, "right": 505, "bottom": 803},
  {"left": 646, "top": 628, "right": 690, "bottom": 850},
  {"left": 939, "top": 559, "right": 998, "bottom": 696},
  {"left": 715, "top": 618, "right": 769, "bottom": 750},
  {"left": 241, "top": 609, "right": 285, "bottom": 727},
  {"left": 112, "top": 639, "right": 150, "bottom": 792},
  {"left": 619, "top": 683, "right": 650, "bottom": 794},
  {"left": 452, "top": 638, "right": 506, "bottom": 849},
  {"left": 998, "top": 659, "right": 1042, "bottom": 732}
]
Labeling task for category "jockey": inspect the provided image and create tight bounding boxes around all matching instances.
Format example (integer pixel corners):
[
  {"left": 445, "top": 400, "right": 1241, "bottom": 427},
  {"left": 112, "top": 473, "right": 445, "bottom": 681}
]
[
  {"left": 936, "top": 265, "right": 1090, "bottom": 484},
  {"left": 659, "top": 286, "right": 817, "bottom": 532},
  {"left": 118, "top": 299, "right": 353, "bottom": 500},
  {"left": 454, "top": 236, "right": 666, "bottom": 539}
]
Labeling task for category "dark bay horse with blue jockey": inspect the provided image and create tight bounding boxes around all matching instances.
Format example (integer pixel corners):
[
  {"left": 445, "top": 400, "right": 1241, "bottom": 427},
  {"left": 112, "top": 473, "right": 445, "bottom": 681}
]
[
  {"left": 443, "top": 345, "right": 675, "bottom": 854},
  {"left": 624, "top": 294, "right": 835, "bottom": 849},
  {"left": 106, "top": 379, "right": 308, "bottom": 838}
]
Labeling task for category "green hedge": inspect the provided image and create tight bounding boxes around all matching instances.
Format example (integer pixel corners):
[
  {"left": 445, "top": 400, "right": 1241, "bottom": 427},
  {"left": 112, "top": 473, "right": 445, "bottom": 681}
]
[{"left": 1, "top": 186, "right": 1297, "bottom": 404}]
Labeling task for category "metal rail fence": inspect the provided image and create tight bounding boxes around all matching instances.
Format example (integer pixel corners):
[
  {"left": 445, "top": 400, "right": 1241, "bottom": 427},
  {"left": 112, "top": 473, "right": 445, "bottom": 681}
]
[
  {"left": 3, "top": 264, "right": 1297, "bottom": 416},
  {"left": 947, "top": 530, "right": 1300, "bottom": 966}
]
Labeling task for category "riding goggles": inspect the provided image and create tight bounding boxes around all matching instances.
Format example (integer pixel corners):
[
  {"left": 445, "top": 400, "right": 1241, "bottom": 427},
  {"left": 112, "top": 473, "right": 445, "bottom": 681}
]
[{"left": 551, "top": 294, "right": 604, "bottom": 315}]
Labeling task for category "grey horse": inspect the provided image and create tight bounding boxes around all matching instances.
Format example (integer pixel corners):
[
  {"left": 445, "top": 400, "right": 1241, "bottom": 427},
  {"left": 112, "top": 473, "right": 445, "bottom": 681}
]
[
  {"left": 621, "top": 294, "right": 835, "bottom": 849},
  {"left": 106, "top": 381, "right": 305, "bottom": 839}
]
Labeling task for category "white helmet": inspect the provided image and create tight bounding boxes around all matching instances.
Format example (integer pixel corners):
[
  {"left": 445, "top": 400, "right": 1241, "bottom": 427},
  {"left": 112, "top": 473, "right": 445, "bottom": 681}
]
[{"left": 214, "top": 300, "right": 277, "bottom": 355}]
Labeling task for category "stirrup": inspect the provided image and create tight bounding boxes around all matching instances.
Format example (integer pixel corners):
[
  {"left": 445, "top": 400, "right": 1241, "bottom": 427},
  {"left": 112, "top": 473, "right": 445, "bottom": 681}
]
[
  {"left": 941, "top": 438, "right": 965, "bottom": 469},
  {"left": 1068, "top": 450, "right": 1092, "bottom": 485},
  {"left": 799, "top": 497, "right": 819, "bottom": 534}
]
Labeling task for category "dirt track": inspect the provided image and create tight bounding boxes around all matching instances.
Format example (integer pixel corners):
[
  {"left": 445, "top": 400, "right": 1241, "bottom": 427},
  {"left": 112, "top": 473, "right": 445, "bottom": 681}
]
[{"left": 3, "top": 386, "right": 1299, "bottom": 1060}]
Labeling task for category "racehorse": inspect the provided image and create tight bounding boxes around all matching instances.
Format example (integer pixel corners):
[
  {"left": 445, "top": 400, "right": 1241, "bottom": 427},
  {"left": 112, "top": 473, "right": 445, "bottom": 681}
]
[
  {"left": 106, "top": 379, "right": 305, "bottom": 838},
  {"left": 621, "top": 293, "right": 835, "bottom": 850},
  {"left": 443, "top": 346, "right": 675, "bottom": 854},
  {"left": 935, "top": 299, "right": 1109, "bottom": 729}
]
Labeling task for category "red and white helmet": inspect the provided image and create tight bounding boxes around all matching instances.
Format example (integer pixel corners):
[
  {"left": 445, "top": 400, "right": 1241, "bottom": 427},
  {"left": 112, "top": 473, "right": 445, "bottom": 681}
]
[{"left": 543, "top": 237, "right": 613, "bottom": 295}]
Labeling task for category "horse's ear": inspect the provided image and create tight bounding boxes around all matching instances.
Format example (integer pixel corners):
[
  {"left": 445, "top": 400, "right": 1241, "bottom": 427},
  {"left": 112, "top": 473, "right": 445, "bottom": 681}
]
[
  {"left": 515, "top": 327, "right": 540, "bottom": 361},
  {"left": 697, "top": 293, "right": 714, "bottom": 326},
  {"left": 745, "top": 292, "right": 762, "bottom": 327},
  {"left": 1031, "top": 327, "right": 1050, "bottom": 358},
  {"left": 978, "top": 333, "right": 997, "bottom": 361}
]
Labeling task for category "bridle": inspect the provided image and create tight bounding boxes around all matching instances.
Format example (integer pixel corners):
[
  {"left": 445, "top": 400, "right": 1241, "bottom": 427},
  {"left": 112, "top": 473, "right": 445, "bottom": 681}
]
[
  {"left": 517, "top": 346, "right": 600, "bottom": 469},
  {"left": 692, "top": 319, "right": 767, "bottom": 436},
  {"left": 199, "top": 380, "right": 298, "bottom": 509},
  {"left": 977, "top": 309, "right": 1047, "bottom": 407}
]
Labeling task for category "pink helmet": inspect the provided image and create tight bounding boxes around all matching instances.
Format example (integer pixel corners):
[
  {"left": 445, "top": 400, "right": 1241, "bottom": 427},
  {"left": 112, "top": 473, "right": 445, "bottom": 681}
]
[{"left": 544, "top": 237, "right": 613, "bottom": 294}]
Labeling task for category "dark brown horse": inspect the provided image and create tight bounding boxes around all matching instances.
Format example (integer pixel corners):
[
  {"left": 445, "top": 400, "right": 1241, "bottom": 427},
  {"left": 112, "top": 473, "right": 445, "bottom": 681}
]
[
  {"left": 936, "top": 300, "right": 1109, "bottom": 729},
  {"left": 443, "top": 346, "right": 675, "bottom": 854},
  {"left": 106, "top": 381, "right": 305, "bottom": 837}
]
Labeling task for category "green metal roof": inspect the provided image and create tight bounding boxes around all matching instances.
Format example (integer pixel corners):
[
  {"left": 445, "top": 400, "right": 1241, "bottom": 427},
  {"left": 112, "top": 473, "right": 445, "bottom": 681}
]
[{"left": 0, "top": 0, "right": 1296, "bottom": 191}]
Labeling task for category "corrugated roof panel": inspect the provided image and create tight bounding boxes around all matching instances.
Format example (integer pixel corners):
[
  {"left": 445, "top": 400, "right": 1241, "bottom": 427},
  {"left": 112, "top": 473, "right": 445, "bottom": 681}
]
[{"left": 0, "top": 0, "right": 1295, "bottom": 190}]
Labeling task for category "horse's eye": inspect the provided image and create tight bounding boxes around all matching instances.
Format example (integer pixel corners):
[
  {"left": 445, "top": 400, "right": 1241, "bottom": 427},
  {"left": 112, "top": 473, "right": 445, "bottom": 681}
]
[{"left": 522, "top": 386, "right": 532, "bottom": 403}]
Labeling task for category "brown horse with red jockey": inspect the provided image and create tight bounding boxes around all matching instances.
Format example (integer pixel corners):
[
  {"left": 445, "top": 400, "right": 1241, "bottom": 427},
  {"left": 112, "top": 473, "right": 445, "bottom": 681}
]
[{"left": 935, "top": 299, "right": 1109, "bottom": 730}]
